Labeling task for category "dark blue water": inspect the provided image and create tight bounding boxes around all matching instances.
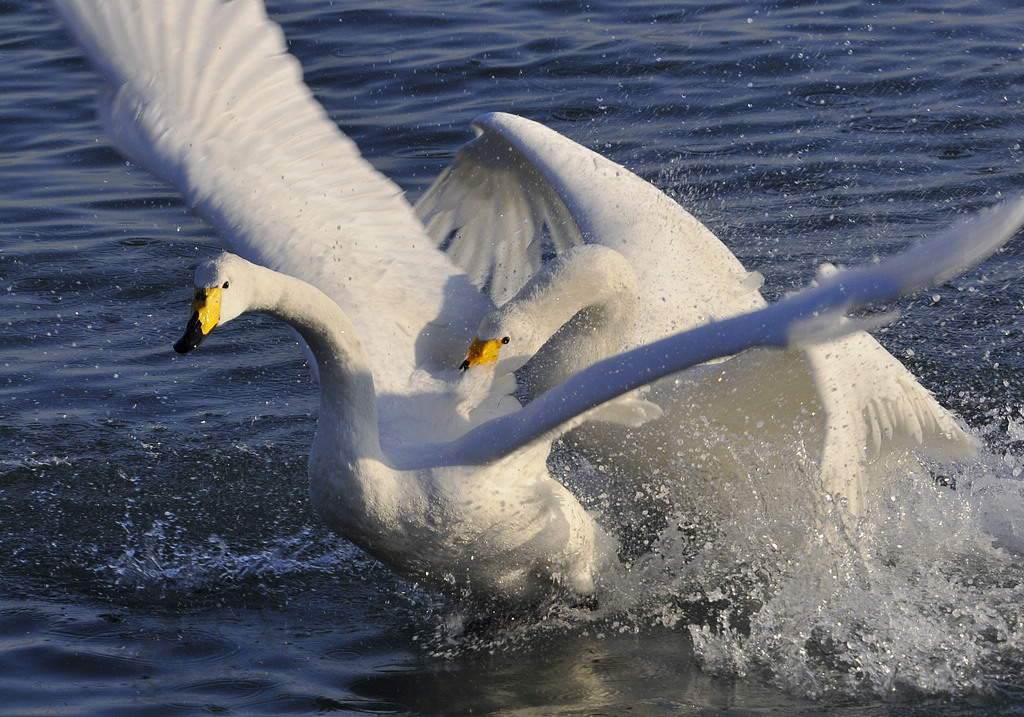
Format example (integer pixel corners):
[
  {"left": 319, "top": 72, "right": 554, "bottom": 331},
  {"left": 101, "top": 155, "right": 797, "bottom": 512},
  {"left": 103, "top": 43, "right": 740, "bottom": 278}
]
[{"left": 5, "top": 0, "right": 1024, "bottom": 713}]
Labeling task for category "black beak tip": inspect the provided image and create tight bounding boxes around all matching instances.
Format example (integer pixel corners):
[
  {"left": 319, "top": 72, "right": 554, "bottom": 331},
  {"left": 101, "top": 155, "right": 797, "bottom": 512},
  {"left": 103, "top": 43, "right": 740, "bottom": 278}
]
[
  {"left": 174, "top": 312, "right": 207, "bottom": 354},
  {"left": 173, "top": 337, "right": 194, "bottom": 354}
]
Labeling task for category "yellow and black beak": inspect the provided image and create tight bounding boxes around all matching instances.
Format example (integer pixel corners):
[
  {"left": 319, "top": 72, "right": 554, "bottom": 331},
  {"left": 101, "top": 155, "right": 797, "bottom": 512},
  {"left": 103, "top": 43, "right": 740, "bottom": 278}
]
[
  {"left": 459, "top": 335, "right": 509, "bottom": 371},
  {"left": 174, "top": 286, "right": 222, "bottom": 354}
]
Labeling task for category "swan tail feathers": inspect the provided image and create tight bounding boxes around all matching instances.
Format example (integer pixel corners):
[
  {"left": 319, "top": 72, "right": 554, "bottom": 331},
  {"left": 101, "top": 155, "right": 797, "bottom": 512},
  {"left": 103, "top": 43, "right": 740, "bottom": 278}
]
[
  {"left": 794, "top": 330, "right": 977, "bottom": 517},
  {"left": 807, "top": 333, "right": 977, "bottom": 466}
]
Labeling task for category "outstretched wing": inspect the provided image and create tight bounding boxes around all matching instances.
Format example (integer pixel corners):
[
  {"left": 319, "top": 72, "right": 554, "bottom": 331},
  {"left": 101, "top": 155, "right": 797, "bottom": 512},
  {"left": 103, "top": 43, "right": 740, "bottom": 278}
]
[
  {"left": 409, "top": 196, "right": 1024, "bottom": 470},
  {"left": 53, "top": 0, "right": 492, "bottom": 393},
  {"left": 415, "top": 112, "right": 766, "bottom": 343}
]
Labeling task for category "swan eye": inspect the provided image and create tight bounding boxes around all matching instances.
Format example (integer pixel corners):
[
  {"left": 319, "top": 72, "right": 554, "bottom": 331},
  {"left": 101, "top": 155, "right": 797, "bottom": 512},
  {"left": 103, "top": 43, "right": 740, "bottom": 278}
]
[
  {"left": 222, "top": 281, "right": 230, "bottom": 289},
  {"left": 501, "top": 336, "right": 510, "bottom": 344}
]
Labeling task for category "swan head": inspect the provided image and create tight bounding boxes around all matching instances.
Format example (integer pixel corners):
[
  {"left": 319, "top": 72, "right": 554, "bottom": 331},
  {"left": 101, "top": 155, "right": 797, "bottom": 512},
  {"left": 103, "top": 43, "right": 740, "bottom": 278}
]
[
  {"left": 460, "top": 244, "right": 642, "bottom": 379},
  {"left": 460, "top": 334, "right": 509, "bottom": 371},
  {"left": 173, "top": 253, "right": 257, "bottom": 354},
  {"left": 459, "top": 304, "right": 539, "bottom": 375}
]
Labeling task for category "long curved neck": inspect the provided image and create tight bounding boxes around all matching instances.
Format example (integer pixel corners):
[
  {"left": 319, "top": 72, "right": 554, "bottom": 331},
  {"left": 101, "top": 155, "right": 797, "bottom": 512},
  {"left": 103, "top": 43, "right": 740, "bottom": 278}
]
[
  {"left": 246, "top": 264, "right": 414, "bottom": 540},
  {"left": 251, "top": 266, "right": 385, "bottom": 465},
  {"left": 504, "top": 245, "right": 641, "bottom": 399}
]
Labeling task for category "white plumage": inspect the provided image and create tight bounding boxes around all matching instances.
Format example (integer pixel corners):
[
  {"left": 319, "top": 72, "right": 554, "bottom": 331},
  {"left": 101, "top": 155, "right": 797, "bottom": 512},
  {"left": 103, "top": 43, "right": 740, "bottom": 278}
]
[
  {"left": 52, "top": 0, "right": 1024, "bottom": 603},
  {"left": 424, "top": 113, "right": 986, "bottom": 515}
]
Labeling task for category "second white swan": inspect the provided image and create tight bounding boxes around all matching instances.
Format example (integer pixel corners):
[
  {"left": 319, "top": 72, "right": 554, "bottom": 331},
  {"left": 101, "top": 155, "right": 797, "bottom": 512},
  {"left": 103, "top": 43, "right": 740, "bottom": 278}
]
[{"left": 430, "top": 113, "right": 984, "bottom": 518}]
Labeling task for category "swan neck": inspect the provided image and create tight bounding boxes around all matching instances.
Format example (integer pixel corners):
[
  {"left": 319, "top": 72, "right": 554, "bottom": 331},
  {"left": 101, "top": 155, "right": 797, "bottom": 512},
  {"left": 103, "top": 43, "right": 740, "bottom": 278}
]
[
  {"left": 257, "top": 269, "right": 384, "bottom": 461},
  {"left": 510, "top": 245, "right": 641, "bottom": 397}
]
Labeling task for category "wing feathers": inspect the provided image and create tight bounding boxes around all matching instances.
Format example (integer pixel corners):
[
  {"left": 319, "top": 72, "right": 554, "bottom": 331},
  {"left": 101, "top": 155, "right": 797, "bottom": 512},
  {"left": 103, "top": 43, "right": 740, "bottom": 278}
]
[{"left": 54, "top": 0, "right": 494, "bottom": 399}]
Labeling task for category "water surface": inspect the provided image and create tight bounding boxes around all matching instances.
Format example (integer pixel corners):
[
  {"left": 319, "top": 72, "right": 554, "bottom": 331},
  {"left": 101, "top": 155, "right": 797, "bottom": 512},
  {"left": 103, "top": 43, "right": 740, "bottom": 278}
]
[{"left": 4, "top": 0, "right": 1024, "bottom": 713}]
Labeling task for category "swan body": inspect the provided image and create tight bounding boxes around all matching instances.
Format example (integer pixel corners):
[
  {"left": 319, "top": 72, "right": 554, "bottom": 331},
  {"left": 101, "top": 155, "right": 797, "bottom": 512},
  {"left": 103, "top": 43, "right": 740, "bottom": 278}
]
[
  {"left": 178, "top": 252, "right": 620, "bottom": 605},
  {"left": 422, "top": 113, "right": 986, "bottom": 516},
  {"left": 177, "top": 191, "right": 1022, "bottom": 601}
]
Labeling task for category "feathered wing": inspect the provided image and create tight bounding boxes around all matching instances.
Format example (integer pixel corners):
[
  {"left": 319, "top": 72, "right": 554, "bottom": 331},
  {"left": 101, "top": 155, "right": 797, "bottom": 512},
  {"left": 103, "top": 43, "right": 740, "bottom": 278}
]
[
  {"left": 415, "top": 124, "right": 582, "bottom": 306},
  {"left": 53, "top": 0, "right": 493, "bottom": 397},
  {"left": 416, "top": 195, "right": 1024, "bottom": 471},
  {"left": 416, "top": 112, "right": 766, "bottom": 340},
  {"left": 808, "top": 333, "right": 977, "bottom": 512},
  {"left": 418, "top": 111, "right": 1009, "bottom": 504}
]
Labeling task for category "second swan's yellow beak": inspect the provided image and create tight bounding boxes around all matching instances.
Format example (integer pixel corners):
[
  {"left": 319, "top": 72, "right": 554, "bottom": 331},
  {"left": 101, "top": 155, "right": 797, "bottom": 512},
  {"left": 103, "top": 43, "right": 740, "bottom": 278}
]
[
  {"left": 174, "top": 286, "right": 222, "bottom": 354},
  {"left": 460, "top": 335, "right": 509, "bottom": 371}
]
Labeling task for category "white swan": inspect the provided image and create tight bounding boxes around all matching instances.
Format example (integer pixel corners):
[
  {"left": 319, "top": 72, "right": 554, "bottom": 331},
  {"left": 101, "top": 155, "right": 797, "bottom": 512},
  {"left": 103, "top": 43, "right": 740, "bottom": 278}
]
[
  {"left": 461, "top": 244, "right": 644, "bottom": 386},
  {"left": 54, "top": 0, "right": 1024, "bottom": 603},
  {"left": 420, "top": 113, "right": 990, "bottom": 517},
  {"left": 173, "top": 195, "right": 1023, "bottom": 604},
  {"left": 173, "top": 252, "right": 623, "bottom": 605},
  {"left": 48, "top": 0, "right": 647, "bottom": 604}
]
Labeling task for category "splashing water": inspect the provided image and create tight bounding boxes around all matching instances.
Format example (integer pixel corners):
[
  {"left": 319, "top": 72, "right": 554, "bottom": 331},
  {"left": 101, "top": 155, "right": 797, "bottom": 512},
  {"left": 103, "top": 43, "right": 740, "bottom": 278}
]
[
  {"left": 607, "top": 436, "right": 1024, "bottom": 698},
  {"left": 362, "top": 403, "right": 1024, "bottom": 698}
]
